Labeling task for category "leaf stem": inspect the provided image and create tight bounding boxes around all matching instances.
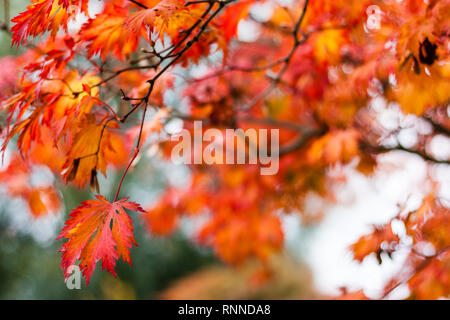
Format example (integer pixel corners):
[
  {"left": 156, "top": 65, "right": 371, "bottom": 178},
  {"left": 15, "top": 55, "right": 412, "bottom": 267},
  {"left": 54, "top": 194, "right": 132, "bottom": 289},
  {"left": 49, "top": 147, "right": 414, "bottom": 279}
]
[{"left": 113, "top": 103, "right": 148, "bottom": 202}]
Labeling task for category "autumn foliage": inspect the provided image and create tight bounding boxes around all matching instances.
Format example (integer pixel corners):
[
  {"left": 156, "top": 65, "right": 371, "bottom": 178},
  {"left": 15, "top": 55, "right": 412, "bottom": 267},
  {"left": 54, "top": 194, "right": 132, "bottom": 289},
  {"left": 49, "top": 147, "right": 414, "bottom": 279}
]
[{"left": 0, "top": 0, "right": 449, "bottom": 299}]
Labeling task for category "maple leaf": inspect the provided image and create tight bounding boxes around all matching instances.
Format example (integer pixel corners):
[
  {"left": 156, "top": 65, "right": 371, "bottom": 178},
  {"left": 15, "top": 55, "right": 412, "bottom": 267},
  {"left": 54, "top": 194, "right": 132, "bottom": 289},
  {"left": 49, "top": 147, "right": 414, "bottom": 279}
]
[
  {"left": 404, "top": 193, "right": 450, "bottom": 249},
  {"left": 11, "top": 0, "right": 89, "bottom": 47},
  {"left": 312, "top": 29, "right": 347, "bottom": 65},
  {"left": 26, "top": 186, "right": 62, "bottom": 218},
  {"left": 199, "top": 214, "right": 284, "bottom": 265},
  {"left": 124, "top": 0, "right": 192, "bottom": 41},
  {"left": 0, "top": 154, "right": 62, "bottom": 218},
  {"left": 307, "top": 129, "right": 360, "bottom": 165},
  {"left": 62, "top": 115, "right": 130, "bottom": 191},
  {"left": 215, "top": 1, "right": 252, "bottom": 41},
  {"left": 79, "top": 5, "right": 140, "bottom": 61},
  {"left": 1, "top": 71, "right": 100, "bottom": 156},
  {"left": 57, "top": 195, "right": 144, "bottom": 284},
  {"left": 408, "top": 250, "right": 450, "bottom": 299},
  {"left": 45, "top": 71, "right": 100, "bottom": 124},
  {"left": 143, "top": 203, "right": 179, "bottom": 236},
  {"left": 351, "top": 224, "right": 399, "bottom": 264},
  {"left": 393, "top": 61, "right": 450, "bottom": 115}
]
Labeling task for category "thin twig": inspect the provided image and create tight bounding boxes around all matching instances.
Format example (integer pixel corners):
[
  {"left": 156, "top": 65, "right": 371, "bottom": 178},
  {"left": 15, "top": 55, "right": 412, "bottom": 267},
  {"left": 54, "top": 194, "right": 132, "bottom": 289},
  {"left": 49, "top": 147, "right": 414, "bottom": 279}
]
[
  {"left": 128, "top": 0, "right": 148, "bottom": 9},
  {"left": 114, "top": 103, "right": 148, "bottom": 202}
]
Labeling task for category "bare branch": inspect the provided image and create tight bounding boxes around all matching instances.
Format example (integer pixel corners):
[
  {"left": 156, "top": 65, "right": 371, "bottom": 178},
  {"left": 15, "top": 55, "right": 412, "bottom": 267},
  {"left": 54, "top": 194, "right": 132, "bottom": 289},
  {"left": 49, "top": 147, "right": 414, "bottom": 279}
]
[{"left": 361, "top": 143, "right": 450, "bottom": 165}]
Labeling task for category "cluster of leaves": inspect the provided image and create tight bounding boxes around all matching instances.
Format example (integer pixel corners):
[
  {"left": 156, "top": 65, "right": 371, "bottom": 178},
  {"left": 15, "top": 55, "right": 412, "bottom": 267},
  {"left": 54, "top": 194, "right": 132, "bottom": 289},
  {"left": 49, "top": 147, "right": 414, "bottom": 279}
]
[
  {"left": 0, "top": 0, "right": 449, "bottom": 298},
  {"left": 350, "top": 192, "right": 450, "bottom": 299}
]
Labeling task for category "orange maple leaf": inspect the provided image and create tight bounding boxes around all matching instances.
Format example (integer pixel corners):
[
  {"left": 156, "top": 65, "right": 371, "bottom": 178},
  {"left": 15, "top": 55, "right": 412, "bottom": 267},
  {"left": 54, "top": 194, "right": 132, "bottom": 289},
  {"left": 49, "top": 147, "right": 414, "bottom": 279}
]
[
  {"left": 62, "top": 115, "right": 130, "bottom": 191},
  {"left": 26, "top": 186, "right": 62, "bottom": 218},
  {"left": 124, "top": 0, "right": 191, "bottom": 40},
  {"left": 0, "top": 154, "right": 62, "bottom": 218},
  {"left": 11, "top": 0, "right": 89, "bottom": 47},
  {"left": 79, "top": 4, "right": 140, "bottom": 61},
  {"left": 351, "top": 224, "right": 399, "bottom": 264},
  {"left": 307, "top": 129, "right": 360, "bottom": 165},
  {"left": 57, "top": 195, "right": 144, "bottom": 285}
]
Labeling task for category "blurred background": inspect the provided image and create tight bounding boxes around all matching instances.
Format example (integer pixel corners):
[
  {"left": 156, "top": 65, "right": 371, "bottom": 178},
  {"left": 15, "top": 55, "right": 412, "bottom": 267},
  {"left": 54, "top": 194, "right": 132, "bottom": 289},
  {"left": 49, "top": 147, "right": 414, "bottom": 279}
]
[{"left": 0, "top": 0, "right": 449, "bottom": 300}]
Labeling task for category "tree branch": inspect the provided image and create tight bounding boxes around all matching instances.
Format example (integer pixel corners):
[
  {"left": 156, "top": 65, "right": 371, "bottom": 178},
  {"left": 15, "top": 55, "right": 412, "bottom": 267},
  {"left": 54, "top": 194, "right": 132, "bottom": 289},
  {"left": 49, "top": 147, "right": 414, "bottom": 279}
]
[
  {"left": 279, "top": 129, "right": 325, "bottom": 156},
  {"left": 381, "top": 245, "right": 450, "bottom": 299},
  {"left": 362, "top": 143, "right": 450, "bottom": 165},
  {"left": 238, "top": 0, "right": 310, "bottom": 111},
  {"left": 127, "top": 0, "right": 148, "bottom": 9}
]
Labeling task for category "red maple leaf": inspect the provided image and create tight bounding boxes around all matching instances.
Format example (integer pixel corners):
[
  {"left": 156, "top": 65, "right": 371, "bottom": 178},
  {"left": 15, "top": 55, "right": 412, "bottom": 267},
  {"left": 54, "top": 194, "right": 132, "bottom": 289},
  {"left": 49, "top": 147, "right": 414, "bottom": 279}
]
[{"left": 57, "top": 195, "right": 144, "bottom": 285}]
